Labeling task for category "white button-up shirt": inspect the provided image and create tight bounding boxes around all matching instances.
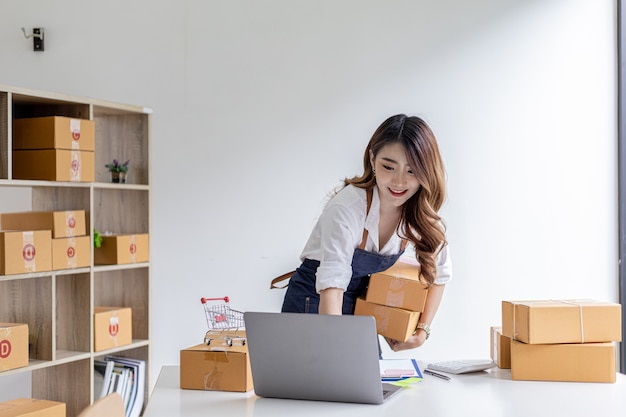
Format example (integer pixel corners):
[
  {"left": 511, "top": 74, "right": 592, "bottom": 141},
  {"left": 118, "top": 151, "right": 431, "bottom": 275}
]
[{"left": 300, "top": 184, "right": 452, "bottom": 293}]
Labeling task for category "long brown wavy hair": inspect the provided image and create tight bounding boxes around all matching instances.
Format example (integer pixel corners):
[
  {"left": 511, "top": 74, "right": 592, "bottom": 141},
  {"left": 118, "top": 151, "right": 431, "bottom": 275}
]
[{"left": 345, "top": 114, "right": 447, "bottom": 286}]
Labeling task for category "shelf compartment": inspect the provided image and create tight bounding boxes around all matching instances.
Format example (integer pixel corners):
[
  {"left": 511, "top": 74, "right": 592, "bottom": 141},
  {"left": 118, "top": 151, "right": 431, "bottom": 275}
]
[
  {"left": 0, "top": 276, "right": 53, "bottom": 361},
  {"left": 0, "top": 185, "right": 91, "bottom": 230},
  {"left": 56, "top": 273, "right": 90, "bottom": 354},
  {"left": 33, "top": 358, "right": 90, "bottom": 417},
  {"left": 94, "top": 268, "right": 149, "bottom": 341},
  {"left": 94, "top": 108, "right": 149, "bottom": 186},
  {"left": 31, "top": 185, "right": 91, "bottom": 217},
  {"left": 94, "top": 188, "right": 149, "bottom": 235},
  {"left": 11, "top": 92, "right": 89, "bottom": 121},
  {"left": 94, "top": 344, "right": 149, "bottom": 415}
]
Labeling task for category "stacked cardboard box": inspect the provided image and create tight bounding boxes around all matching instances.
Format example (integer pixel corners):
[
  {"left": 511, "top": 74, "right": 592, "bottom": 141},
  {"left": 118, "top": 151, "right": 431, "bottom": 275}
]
[
  {"left": 490, "top": 326, "right": 511, "bottom": 369},
  {"left": 12, "top": 116, "right": 95, "bottom": 182},
  {"left": 0, "top": 210, "right": 90, "bottom": 271},
  {"left": 0, "top": 230, "right": 52, "bottom": 275},
  {"left": 497, "top": 299, "right": 621, "bottom": 383},
  {"left": 354, "top": 261, "right": 428, "bottom": 342}
]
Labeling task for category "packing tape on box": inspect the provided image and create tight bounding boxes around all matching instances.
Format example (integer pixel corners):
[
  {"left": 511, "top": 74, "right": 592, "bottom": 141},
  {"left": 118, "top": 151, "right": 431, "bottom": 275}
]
[
  {"left": 70, "top": 119, "right": 82, "bottom": 149},
  {"left": 129, "top": 235, "right": 137, "bottom": 263},
  {"left": 559, "top": 300, "right": 586, "bottom": 343},
  {"left": 65, "top": 237, "right": 78, "bottom": 269},
  {"left": 65, "top": 211, "right": 76, "bottom": 236},
  {"left": 22, "top": 231, "right": 36, "bottom": 273},
  {"left": 511, "top": 299, "right": 595, "bottom": 344},
  {"left": 70, "top": 150, "right": 81, "bottom": 181},
  {"left": 492, "top": 327, "right": 499, "bottom": 360},
  {"left": 204, "top": 348, "right": 233, "bottom": 390}
]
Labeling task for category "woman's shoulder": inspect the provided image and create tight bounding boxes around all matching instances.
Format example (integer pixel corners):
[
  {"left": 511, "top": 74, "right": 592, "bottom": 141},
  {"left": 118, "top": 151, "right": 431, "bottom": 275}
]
[
  {"left": 328, "top": 184, "right": 367, "bottom": 207},
  {"left": 318, "top": 184, "right": 368, "bottom": 229}
]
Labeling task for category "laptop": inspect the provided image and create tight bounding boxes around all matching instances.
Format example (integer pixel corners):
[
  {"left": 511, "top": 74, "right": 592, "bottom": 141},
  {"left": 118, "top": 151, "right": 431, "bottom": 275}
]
[{"left": 243, "top": 312, "right": 402, "bottom": 405}]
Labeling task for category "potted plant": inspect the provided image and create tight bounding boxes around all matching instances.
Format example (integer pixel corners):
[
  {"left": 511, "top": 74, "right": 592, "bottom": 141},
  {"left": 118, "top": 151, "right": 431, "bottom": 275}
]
[{"left": 105, "top": 159, "right": 129, "bottom": 183}]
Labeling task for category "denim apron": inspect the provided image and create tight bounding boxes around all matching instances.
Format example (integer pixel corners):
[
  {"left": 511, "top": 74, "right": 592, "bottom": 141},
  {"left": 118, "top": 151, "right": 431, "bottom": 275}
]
[{"left": 281, "top": 189, "right": 406, "bottom": 315}]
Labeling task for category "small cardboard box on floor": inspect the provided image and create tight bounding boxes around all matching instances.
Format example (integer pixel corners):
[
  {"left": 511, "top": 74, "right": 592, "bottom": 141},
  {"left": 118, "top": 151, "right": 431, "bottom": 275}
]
[
  {"left": 12, "top": 116, "right": 95, "bottom": 151},
  {"left": 180, "top": 333, "right": 253, "bottom": 392},
  {"left": 502, "top": 300, "right": 622, "bottom": 344},
  {"left": 94, "top": 234, "right": 149, "bottom": 265},
  {"left": 354, "top": 297, "right": 420, "bottom": 342},
  {"left": 365, "top": 261, "right": 429, "bottom": 312},
  {"left": 0, "top": 323, "right": 29, "bottom": 372},
  {"left": 0, "top": 210, "right": 86, "bottom": 238},
  {"left": 94, "top": 307, "right": 133, "bottom": 352},
  {"left": 0, "top": 398, "right": 65, "bottom": 417},
  {"left": 490, "top": 326, "right": 511, "bottom": 369},
  {"left": 0, "top": 230, "right": 52, "bottom": 275},
  {"left": 510, "top": 339, "right": 616, "bottom": 383}
]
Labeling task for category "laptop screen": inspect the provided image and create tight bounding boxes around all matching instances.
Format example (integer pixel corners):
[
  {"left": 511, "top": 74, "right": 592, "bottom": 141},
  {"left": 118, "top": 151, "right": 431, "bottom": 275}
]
[{"left": 244, "top": 312, "right": 398, "bottom": 404}]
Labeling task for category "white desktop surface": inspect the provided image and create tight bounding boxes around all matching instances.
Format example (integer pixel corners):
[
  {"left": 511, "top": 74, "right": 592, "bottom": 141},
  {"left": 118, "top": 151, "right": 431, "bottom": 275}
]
[{"left": 143, "top": 365, "right": 626, "bottom": 417}]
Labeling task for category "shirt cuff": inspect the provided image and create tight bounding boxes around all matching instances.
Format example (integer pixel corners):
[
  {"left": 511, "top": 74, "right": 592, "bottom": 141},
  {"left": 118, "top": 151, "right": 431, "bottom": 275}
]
[
  {"left": 315, "top": 262, "right": 354, "bottom": 293},
  {"left": 434, "top": 262, "right": 452, "bottom": 285}
]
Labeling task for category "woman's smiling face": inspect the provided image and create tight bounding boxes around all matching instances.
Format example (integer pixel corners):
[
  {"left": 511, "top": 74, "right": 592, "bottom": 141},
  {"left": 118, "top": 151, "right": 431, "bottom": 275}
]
[{"left": 370, "top": 142, "right": 420, "bottom": 209}]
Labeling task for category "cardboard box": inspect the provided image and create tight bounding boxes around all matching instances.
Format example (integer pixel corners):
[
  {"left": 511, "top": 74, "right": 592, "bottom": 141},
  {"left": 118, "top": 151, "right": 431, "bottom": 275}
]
[
  {"left": 180, "top": 338, "right": 253, "bottom": 392},
  {"left": 94, "top": 307, "right": 132, "bottom": 352},
  {"left": 1, "top": 210, "right": 86, "bottom": 238},
  {"left": 490, "top": 326, "right": 511, "bottom": 369},
  {"left": 52, "top": 236, "right": 91, "bottom": 270},
  {"left": 13, "top": 116, "right": 95, "bottom": 151},
  {"left": 12, "top": 149, "right": 95, "bottom": 182},
  {"left": 94, "top": 234, "right": 149, "bottom": 265},
  {"left": 366, "top": 261, "right": 429, "bottom": 312},
  {"left": 0, "top": 323, "right": 29, "bottom": 372},
  {"left": 354, "top": 297, "right": 420, "bottom": 342},
  {"left": 0, "top": 230, "right": 52, "bottom": 275},
  {"left": 0, "top": 398, "right": 65, "bottom": 417},
  {"left": 502, "top": 300, "right": 622, "bottom": 344},
  {"left": 510, "top": 339, "right": 616, "bottom": 383}
]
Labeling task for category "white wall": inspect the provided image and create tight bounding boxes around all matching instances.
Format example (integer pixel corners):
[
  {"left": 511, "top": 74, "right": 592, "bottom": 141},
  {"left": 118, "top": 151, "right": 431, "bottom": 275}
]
[{"left": 0, "top": 0, "right": 618, "bottom": 393}]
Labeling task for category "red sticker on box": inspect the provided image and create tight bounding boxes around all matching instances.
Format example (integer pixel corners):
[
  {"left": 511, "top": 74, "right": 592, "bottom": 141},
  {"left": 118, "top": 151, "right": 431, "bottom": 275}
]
[
  {"left": 70, "top": 151, "right": 81, "bottom": 182},
  {"left": 22, "top": 244, "right": 36, "bottom": 261},
  {"left": 22, "top": 232, "right": 36, "bottom": 272},
  {"left": 109, "top": 316, "right": 119, "bottom": 336},
  {"left": 70, "top": 119, "right": 81, "bottom": 144},
  {"left": 0, "top": 340, "right": 11, "bottom": 358}
]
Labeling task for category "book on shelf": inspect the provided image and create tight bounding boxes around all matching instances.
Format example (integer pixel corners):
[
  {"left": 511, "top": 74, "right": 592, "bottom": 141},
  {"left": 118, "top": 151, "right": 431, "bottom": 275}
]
[
  {"left": 110, "top": 365, "right": 131, "bottom": 408},
  {"left": 94, "top": 359, "right": 115, "bottom": 399},
  {"left": 94, "top": 356, "right": 146, "bottom": 417}
]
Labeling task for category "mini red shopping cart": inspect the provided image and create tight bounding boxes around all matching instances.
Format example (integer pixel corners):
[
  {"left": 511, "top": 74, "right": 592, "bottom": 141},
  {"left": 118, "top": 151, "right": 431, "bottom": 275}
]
[{"left": 200, "top": 296, "right": 246, "bottom": 346}]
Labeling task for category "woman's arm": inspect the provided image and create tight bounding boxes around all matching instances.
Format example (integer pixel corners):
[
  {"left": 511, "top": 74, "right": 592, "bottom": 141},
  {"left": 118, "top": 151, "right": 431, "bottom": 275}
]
[
  {"left": 385, "top": 283, "right": 445, "bottom": 351},
  {"left": 319, "top": 287, "right": 344, "bottom": 315}
]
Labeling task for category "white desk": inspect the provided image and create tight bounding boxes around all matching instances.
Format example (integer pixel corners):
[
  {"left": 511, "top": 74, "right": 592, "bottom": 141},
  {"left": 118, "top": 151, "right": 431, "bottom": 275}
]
[{"left": 143, "top": 365, "right": 626, "bottom": 416}]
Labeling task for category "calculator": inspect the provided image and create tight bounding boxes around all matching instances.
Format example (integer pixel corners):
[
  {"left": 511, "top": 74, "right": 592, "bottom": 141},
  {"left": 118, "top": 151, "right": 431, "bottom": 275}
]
[{"left": 426, "top": 359, "right": 496, "bottom": 375}]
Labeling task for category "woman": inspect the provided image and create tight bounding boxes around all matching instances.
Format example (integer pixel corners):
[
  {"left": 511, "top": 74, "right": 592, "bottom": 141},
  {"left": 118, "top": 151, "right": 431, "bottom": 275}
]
[{"left": 281, "top": 114, "right": 451, "bottom": 351}]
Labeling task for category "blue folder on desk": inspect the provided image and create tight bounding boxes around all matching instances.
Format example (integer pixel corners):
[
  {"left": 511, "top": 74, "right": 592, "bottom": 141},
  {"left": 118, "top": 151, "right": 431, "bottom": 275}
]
[{"left": 243, "top": 312, "right": 403, "bottom": 405}]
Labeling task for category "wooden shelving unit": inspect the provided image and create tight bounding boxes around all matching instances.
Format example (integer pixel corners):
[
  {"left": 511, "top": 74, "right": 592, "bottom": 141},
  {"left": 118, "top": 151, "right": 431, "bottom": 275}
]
[{"left": 0, "top": 84, "right": 151, "bottom": 417}]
